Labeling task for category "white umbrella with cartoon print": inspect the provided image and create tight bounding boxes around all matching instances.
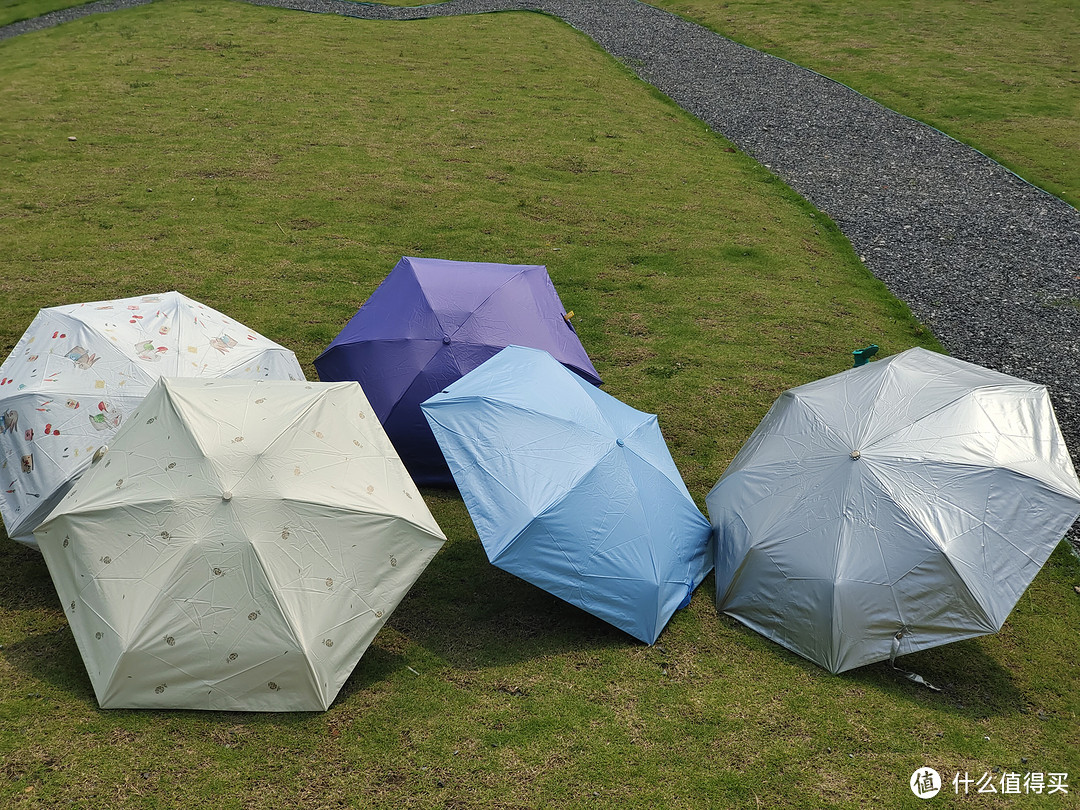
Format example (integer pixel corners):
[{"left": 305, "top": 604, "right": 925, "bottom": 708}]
[{"left": 0, "top": 291, "right": 303, "bottom": 548}]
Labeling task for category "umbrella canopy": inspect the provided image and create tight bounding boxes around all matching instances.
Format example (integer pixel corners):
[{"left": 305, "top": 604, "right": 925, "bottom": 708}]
[
  {"left": 1, "top": 292, "right": 303, "bottom": 548},
  {"left": 706, "top": 347, "right": 1080, "bottom": 674},
  {"left": 314, "top": 257, "right": 601, "bottom": 487},
  {"left": 34, "top": 377, "right": 446, "bottom": 711},
  {"left": 421, "top": 345, "right": 711, "bottom": 645}
]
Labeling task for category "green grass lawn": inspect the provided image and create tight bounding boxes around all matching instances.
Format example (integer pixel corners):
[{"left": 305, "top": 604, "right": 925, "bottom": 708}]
[
  {"left": 1, "top": 2, "right": 1077, "bottom": 808},
  {"left": 7, "top": 0, "right": 1077, "bottom": 207},
  {"left": 0, "top": 0, "right": 97, "bottom": 28},
  {"left": 0, "top": 0, "right": 432, "bottom": 26},
  {"left": 655, "top": 0, "right": 1080, "bottom": 208}
]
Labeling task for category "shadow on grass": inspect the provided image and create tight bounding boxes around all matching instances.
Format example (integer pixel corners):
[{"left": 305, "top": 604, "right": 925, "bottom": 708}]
[
  {"left": 2, "top": 616, "right": 412, "bottom": 728},
  {"left": 0, "top": 537, "right": 60, "bottom": 613},
  {"left": 862, "top": 637, "right": 1029, "bottom": 719},
  {"left": 717, "top": 610, "right": 1027, "bottom": 720},
  {"left": 384, "top": 529, "right": 631, "bottom": 672},
  {"left": 0, "top": 511, "right": 1032, "bottom": 723},
  {"left": 0, "top": 537, "right": 1035, "bottom": 726},
  {"left": 1, "top": 624, "right": 96, "bottom": 703},
  {"left": 0, "top": 519, "right": 626, "bottom": 709}
]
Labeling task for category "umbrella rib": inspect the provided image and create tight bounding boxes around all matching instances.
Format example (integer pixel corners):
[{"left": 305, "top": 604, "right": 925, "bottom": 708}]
[
  {"left": 276, "top": 496, "right": 446, "bottom": 543},
  {"left": 72, "top": 596, "right": 124, "bottom": 687},
  {"left": 151, "top": 292, "right": 182, "bottom": 378},
  {"left": 215, "top": 347, "right": 298, "bottom": 379},
  {"left": 443, "top": 267, "right": 529, "bottom": 338},
  {"left": 862, "top": 473, "right": 913, "bottom": 630},
  {"left": 380, "top": 341, "right": 458, "bottom": 429},
  {"left": 495, "top": 444, "right": 622, "bottom": 568},
  {"left": 244, "top": 539, "right": 323, "bottom": 695},
  {"left": 442, "top": 397, "right": 614, "bottom": 448},
  {"left": 784, "top": 391, "right": 852, "bottom": 450},
  {"left": 159, "top": 382, "right": 212, "bottom": 463},
  {"left": 448, "top": 453, "right": 536, "bottom": 543},
  {"left": 41, "top": 498, "right": 184, "bottom": 537},
  {"left": 226, "top": 392, "right": 282, "bottom": 495},
  {"left": 858, "top": 459, "right": 996, "bottom": 630},
  {"left": 621, "top": 417, "right": 692, "bottom": 498},
  {"left": 175, "top": 295, "right": 218, "bottom": 379},
  {"left": 970, "top": 390, "right": 1080, "bottom": 500},
  {"left": 872, "top": 459, "right": 1044, "bottom": 567},
  {"left": 859, "top": 359, "right": 934, "bottom": 449},
  {"left": 860, "top": 381, "right": 1033, "bottom": 456},
  {"left": 234, "top": 386, "right": 334, "bottom": 465},
  {"left": 50, "top": 308, "right": 160, "bottom": 388},
  {"left": 857, "top": 353, "right": 971, "bottom": 449}
]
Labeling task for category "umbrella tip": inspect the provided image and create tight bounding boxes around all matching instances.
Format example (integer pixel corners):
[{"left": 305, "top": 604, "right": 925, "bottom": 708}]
[
  {"left": 850, "top": 450, "right": 861, "bottom": 460},
  {"left": 222, "top": 491, "right": 233, "bottom": 501},
  {"left": 852, "top": 345, "right": 879, "bottom": 367}
]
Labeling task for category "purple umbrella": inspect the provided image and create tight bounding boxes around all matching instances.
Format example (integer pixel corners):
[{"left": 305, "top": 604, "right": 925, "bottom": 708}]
[{"left": 314, "top": 257, "right": 602, "bottom": 486}]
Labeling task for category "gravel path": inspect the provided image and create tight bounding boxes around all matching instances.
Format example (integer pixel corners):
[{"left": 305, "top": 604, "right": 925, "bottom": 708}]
[{"left": 5, "top": 0, "right": 1080, "bottom": 536}]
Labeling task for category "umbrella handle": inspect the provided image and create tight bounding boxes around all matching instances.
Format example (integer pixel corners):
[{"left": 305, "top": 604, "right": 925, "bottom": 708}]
[{"left": 852, "top": 345, "right": 879, "bottom": 367}]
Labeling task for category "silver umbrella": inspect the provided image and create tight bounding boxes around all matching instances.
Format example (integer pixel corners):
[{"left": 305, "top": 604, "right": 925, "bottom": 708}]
[{"left": 707, "top": 347, "right": 1080, "bottom": 674}]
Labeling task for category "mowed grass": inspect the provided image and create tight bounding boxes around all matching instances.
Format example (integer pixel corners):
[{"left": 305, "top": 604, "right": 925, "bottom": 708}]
[
  {"left": 0, "top": 0, "right": 98, "bottom": 28},
  {"left": 655, "top": 0, "right": 1080, "bottom": 207},
  {"left": 0, "top": 0, "right": 433, "bottom": 26},
  {"left": 1, "top": 2, "right": 1078, "bottom": 808},
  {"left": 7, "top": 0, "right": 1078, "bottom": 206}
]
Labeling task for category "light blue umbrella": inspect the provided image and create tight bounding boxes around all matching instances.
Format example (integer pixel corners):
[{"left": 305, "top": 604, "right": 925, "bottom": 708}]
[{"left": 421, "top": 345, "right": 711, "bottom": 644}]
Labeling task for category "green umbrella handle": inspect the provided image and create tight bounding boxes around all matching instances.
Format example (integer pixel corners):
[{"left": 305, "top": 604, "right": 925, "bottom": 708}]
[{"left": 852, "top": 345, "right": 879, "bottom": 367}]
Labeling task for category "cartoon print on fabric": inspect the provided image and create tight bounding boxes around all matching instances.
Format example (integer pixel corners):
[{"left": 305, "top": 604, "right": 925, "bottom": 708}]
[
  {"left": 88, "top": 401, "right": 122, "bottom": 431},
  {"left": 0, "top": 412, "right": 17, "bottom": 438},
  {"left": 135, "top": 340, "right": 168, "bottom": 362},
  {"left": 66, "top": 346, "right": 98, "bottom": 370},
  {"left": 210, "top": 334, "right": 238, "bottom": 354},
  {"left": 2, "top": 292, "right": 306, "bottom": 549},
  {"left": 0, "top": 409, "right": 17, "bottom": 434}
]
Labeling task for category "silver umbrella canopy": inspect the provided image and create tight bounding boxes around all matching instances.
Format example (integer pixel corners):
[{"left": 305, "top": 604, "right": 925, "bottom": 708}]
[{"left": 706, "top": 347, "right": 1080, "bottom": 674}]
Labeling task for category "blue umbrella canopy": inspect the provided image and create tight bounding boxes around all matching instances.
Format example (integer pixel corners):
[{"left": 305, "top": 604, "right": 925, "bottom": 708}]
[
  {"left": 314, "top": 257, "right": 601, "bottom": 487},
  {"left": 421, "top": 345, "right": 711, "bottom": 644}
]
